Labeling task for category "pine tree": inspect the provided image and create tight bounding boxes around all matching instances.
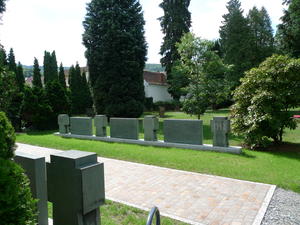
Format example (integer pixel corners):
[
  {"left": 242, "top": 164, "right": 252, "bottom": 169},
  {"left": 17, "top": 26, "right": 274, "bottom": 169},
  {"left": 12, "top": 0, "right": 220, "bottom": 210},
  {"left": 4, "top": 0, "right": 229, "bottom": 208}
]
[
  {"left": 16, "top": 62, "right": 25, "bottom": 90},
  {"left": 69, "top": 64, "right": 82, "bottom": 114},
  {"left": 0, "top": 0, "right": 6, "bottom": 14},
  {"left": 159, "top": 0, "right": 191, "bottom": 100},
  {"left": 7, "top": 48, "right": 17, "bottom": 74},
  {"left": 32, "top": 58, "right": 42, "bottom": 88},
  {"left": 58, "top": 63, "right": 66, "bottom": 89},
  {"left": 43, "top": 50, "right": 58, "bottom": 84},
  {"left": 219, "top": 0, "right": 252, "bottom": 87},
  {"left": 277, "top": 0, "right": 300, "bottom": 57},
  {"left": 247, "top": 6, "right": 274, "bottom": 66},
  {"left": 0, "top": 47, "right": 7, "bottom": 66},
  {"left": 83, "top": 0, "right": 147, "bottom": 117},
  {"left": 81, "top": 71, "right": 93, "bottom": 110}
]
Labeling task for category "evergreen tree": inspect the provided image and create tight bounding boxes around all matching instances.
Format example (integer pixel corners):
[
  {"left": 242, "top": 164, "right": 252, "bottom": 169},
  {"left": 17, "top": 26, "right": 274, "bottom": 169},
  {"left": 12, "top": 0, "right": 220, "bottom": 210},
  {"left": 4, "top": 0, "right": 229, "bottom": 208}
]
[
  {"left": 0, "top": 0, "right": 6, "bottom": 14},
  {"left": 16, "top": 62, "right": 25, "bottom": 90},
  {"left": 0, "top": 47, "right": 7, "bottom": 66},
  {"left": 277, "top": 0, "right": 300, "bottom": 57},
  {"left": 83, "top": 0, "right": 147, "bottom": 117},
  {"left": 7, "top": 48, "right": 17, "bottom": 74},
  {"left": 58, "top": 63, "right": 66, "bottom": 89},
  {"left": 247, "top": 6, "right": 274, "bottom": 66},
  {"left": 69, "top": 64, "right": 82, "bottom": 114},
  {"left": 43, "top": 50, "right": 58, "bottom": 84},
  {"left": 219, "top": 0, "right": 252, "bottom": 87},
  {"left": 32, "top": 58, "right": 42, "bottom": 88},
  {"left": 159, "top": 0, "right": 191, "bottom": 100}
]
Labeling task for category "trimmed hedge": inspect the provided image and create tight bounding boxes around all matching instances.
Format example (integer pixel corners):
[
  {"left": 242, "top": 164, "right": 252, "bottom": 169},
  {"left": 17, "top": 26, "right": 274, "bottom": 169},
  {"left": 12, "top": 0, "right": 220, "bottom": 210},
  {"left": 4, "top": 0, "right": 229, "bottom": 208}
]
[{"left": 0, "top": 111, "right": 15, "bottom": 159}]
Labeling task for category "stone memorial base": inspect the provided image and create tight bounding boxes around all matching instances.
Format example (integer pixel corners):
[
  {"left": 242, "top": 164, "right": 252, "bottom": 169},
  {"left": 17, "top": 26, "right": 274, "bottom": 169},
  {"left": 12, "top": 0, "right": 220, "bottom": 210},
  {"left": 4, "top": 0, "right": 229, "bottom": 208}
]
[{"left": 54, "top": 132, "right": 242, "bottom": 154}]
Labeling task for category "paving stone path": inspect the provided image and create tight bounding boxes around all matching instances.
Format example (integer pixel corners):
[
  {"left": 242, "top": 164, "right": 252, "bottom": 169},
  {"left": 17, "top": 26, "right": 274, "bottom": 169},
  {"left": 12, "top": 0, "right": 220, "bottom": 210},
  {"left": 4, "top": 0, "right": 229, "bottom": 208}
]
[{"left": 16, "top": 143, "right": 275, "bottom": 225}]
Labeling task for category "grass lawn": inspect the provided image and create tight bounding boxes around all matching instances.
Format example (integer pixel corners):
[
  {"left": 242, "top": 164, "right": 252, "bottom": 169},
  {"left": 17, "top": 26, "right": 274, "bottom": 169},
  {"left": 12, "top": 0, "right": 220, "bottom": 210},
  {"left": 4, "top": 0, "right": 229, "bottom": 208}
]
[
  {"left": 17, "top": 109, "right": 300, "bottom": 193},
  {"left": 47, "top": 201, "right": 187, "bottom": 225}
]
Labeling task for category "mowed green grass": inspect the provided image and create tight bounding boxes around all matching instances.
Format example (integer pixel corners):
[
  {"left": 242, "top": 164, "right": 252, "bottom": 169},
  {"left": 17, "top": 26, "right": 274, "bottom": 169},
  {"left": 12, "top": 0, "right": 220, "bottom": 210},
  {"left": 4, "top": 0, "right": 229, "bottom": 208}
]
[
  {"left": 47, "top": 201, "right": 187, "bottom": 225},
  {"left": 17, "top": 109, "right": 300, "bottom": 193}
]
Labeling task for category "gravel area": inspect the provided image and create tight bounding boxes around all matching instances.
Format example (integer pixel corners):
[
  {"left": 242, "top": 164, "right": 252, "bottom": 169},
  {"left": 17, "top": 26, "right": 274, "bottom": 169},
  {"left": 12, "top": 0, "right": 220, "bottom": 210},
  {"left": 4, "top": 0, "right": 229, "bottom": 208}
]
[{"left": 261, "top": 188, "right": 300, "bottom": 225}]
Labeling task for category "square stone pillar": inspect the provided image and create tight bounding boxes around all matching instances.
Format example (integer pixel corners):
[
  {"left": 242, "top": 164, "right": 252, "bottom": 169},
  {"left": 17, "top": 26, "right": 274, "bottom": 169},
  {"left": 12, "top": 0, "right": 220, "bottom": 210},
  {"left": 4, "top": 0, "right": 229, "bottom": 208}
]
[
  {"left": 15, "top": 152, "right": 48, "bottom": 225},
  {"left": 143, "top": 116, "right": 159, "bottom": 141},
  {"left": 95, "top": 115, "right": 108, "bottom": 137},
  {"left": 210, "top": 116, "right": 230, "bottom": 147},
  {"left": 58, "top": 114, "right": 70, "bottom": 134},
  {"left": 47, "top": 150, "right": 105, "bottom": 225}
]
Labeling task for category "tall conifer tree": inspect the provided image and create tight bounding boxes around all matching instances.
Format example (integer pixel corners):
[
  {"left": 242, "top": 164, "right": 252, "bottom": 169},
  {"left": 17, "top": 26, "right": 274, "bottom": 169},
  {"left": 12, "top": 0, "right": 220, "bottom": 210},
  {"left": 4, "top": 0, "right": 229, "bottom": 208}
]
[
  {"left": 159, "top": 0, "right": 191, "bottom": 100},
  {"left": 83, "top": 0, "right": 147, "bottom": 117},
  {"left": 219, "top": 0, "right": 252, "bottom": 87},
  {"left": 247, "top": 7, "right": 274, "bottom": 66},
  {"left": 58, "top": 63, "right": 66, "bottom": 89},
  {"left": 7, "top": 48, "right": 17, "bottom": 74},
  {"left": 16, "top": 62, "right": 25, "bottom": 90},
  {"left": 32, "top": 58, "right": 43, "bottom": 88},
  {"left": 43, "top": 50, "right": 58, "bottom": 84},
  {"left": 277, "top": 0, "right": 300, "bottom": 57}
]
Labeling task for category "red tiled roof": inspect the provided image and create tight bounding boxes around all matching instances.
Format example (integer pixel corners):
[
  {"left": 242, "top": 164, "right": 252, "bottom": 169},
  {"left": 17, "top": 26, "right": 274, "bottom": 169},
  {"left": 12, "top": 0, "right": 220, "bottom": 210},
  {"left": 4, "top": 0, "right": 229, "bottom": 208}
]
[{"left": 143, "top": 71, "right": 167, "bottom": 86}]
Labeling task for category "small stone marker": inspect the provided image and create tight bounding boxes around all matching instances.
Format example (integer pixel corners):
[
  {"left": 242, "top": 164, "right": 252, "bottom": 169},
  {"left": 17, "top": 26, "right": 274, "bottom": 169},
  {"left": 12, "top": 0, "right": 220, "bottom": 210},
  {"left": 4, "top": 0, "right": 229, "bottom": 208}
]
[
  {"left": 70, "top": 117, "right": 93, "bottom": 136},
  {"left": 143, "top": 116, "right": 159, "bottom": 141},
  {"left": 164, "top": 119, "right": 203, "bottom": 145},
  {"left": 95, "top": 115, "right": 108, "bottom": 137},
  {"left": 58, "top": 114, "right": 70, "bottom": 134},
  {"left": 110, "top": 118, "right": 139, "bottom": 140},
  {"left": 210, "top": 116, "right": 230, "bottom": 147},
  {"left": 15, "top": 152, "right": 48, "bottom": 225},
  {"left": 47, "top": 150, "right": 105, "bottom": 225}
]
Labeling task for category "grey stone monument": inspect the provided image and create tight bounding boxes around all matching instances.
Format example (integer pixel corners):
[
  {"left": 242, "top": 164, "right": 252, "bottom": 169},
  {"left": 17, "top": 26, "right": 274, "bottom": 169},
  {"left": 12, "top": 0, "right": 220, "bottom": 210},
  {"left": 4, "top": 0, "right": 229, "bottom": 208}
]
[
  {"left": 164, "top": 119, "right": 203, "bottom": 145},
  {"left": 143, "top": 116, "right": 159, "bottom": 141},
  {"left": 70, "top": 117, "right": 93, "bottom": 136},
  {"left": 47, "top": 150, "right": 105, "bottom": 225},
  {"left": 95, "top": 115, "right": 108, "bottom": 137},
  {"left": 110, "top": 118, "right": 139, "bottom": 140},
  {"left": 211, "top": 116, "right": 230, "bottom": 147},
  {"left": 58, "top": 114, "right": 70, "bottom": 134},
  {"left": 15, "top": 152, "right": 48, "bottom": 225}
]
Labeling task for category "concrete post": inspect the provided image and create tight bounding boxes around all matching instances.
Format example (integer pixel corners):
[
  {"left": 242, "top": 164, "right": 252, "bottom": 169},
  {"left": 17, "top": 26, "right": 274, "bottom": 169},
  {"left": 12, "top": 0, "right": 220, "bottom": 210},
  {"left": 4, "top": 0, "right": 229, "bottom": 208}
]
[
  {"left": 47, "top": 150, "right": 105, "bottom": 225},
  {"left": 58, "top": 114, "right": 70, "bottom": 134},
  {"left": 14, "top": 152, "right": 48, "bottom": 225},
  {"left": 95, "top": 115, "right": 108, "bottom": 137},
  {"left": 210, "top": 116, "right": 230, "bottom": 147},
  {"left": 143, "top": 116, "right": 159, "bottom": 141}
]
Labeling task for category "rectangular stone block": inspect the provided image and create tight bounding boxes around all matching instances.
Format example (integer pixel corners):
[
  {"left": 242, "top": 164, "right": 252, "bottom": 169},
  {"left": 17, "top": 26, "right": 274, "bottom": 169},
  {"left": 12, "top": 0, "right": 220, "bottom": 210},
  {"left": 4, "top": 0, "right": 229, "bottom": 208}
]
[
  {"left": 15, "top": 152, "right": 48, "bottom": 225},
  {"left": 110, "top": 118, "right": 139, "bottom": 140},
  {"left": 70, "top": 117, "right": 93, "bottom": 136},
  {"left": 164, "top": 119, "right": 203, "bottom": 145},
  {"left": 211, "top": 116, "right": 230, "bottom": 147},
  {"left": 95, "top": 115, "right": 108, "bottom": 137},
  {"left": 143, "top": 116, "right": 159, "bottom": 141},
  {"left": 58, "top": 114, "right": 69, "bottom": 134}
]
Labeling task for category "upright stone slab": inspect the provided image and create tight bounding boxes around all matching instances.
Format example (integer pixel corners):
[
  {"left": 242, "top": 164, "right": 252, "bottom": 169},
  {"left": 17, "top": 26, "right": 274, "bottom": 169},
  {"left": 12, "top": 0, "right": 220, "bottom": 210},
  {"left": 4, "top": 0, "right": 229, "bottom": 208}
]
[
  {"left": 47, "top": 150, "right": 105, "bottom": 225},
  {"left": 15, "top": 152, "right": 48, "bottom": 225},
  {"left": 110, "top": 118, "right": 139, "bottom": 140},
  {"left": 211, "top": 116, "right": 230, "bottom": 147},
  {"left": 70, "top": 117, "right": 92, "bottom": 136},
  {"left": 143, "top": 116, "right": 159, "bottom": 141},
  {"left": 164, "top": 119, "right": 203, "bottom": 145},
  {"left": 95, "top": 115, "right": 108, "bottom": 137},
  {"left": 58, "top": 114, "right": 70, "bottom": 134}
]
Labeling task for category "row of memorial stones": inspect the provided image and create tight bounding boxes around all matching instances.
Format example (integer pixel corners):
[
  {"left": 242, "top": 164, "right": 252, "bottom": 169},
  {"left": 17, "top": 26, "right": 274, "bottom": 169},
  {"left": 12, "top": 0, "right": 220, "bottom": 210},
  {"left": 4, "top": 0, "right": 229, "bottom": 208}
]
[{"left": 58, "top": 115, "right": 231, "bottom": 147}]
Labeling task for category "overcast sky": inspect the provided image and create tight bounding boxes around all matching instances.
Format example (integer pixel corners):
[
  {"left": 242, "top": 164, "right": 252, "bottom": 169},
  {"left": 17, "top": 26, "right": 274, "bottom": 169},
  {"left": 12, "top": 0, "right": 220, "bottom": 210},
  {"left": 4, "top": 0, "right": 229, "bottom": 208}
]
[{"left": 0, "top": 0, "right": 286, "bottom": 67}]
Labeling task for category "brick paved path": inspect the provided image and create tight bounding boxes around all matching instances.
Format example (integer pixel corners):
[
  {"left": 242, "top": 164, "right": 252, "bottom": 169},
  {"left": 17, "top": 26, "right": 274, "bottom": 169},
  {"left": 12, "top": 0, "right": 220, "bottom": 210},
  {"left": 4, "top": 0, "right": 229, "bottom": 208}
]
[{"left": 16, "top": 143, "right": 275, "bottom": 225}]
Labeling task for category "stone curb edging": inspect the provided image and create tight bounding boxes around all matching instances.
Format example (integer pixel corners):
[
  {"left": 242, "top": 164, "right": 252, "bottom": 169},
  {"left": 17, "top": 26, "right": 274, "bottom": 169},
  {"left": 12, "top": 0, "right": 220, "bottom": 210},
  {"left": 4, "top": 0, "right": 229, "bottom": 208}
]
[
  {"left": 252, "top": 185, "right": 276, "bottom": 225},
  {"left": 54, "top": 132, "right": 242, "bottom": 154}
]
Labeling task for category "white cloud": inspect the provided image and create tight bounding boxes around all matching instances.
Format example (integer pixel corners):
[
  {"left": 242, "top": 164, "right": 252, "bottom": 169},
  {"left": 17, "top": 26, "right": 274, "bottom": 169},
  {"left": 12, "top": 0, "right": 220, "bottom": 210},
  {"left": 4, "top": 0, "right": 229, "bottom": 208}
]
[{"left": 0, "top": 0, "right": 286, "bottom": 66}]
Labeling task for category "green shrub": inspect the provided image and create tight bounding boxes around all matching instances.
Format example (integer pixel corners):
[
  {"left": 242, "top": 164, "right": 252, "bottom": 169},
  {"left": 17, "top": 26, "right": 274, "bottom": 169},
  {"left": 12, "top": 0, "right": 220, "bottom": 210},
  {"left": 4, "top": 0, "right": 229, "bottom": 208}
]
[
  {"left": 0, "top": 111, "right": 15, "bottom": 159},
  {"left": 0, "top": 158, "right": 36, "bottom": 225},
  {"left": 231, "top": 55, "right": 300, "bottom": 148},
  {"left": 0, "top": 112, "right": 36, "bottom": 224}
]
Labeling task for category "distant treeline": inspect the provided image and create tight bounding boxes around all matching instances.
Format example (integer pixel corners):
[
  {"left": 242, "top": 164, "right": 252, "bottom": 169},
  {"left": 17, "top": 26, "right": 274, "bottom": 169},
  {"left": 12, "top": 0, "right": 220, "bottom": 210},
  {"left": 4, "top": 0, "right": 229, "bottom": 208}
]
[{"left": 22, "top": 64, "right": 164, "bottom": 77}]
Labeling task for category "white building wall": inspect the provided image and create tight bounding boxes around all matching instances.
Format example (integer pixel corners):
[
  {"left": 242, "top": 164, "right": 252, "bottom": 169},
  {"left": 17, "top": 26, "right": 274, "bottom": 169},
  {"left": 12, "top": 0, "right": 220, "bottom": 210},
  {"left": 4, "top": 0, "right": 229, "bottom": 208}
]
[{"left": 144, "top": 81, "right": 173, "bottom": 102}]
